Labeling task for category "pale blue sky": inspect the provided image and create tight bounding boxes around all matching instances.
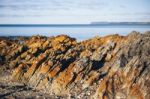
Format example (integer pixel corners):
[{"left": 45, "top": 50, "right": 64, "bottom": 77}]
[{"left": 0, "top": 0, "right": 149, "bottom": 24}]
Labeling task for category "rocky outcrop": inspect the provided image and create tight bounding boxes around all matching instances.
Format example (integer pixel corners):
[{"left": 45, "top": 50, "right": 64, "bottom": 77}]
[{"left": 0, "top": 32, "right": 150, "bottom": 99}]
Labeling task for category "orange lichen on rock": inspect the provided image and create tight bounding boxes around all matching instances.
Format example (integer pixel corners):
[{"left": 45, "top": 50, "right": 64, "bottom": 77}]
[
  {"left": 0, "top": 32, "right": 149, "bottom": 98},
  {"left": 23, "top": 54, "right": 47, "bottom": 81}
]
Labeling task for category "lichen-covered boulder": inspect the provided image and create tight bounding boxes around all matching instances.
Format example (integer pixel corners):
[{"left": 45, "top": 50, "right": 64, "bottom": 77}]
[{"left": 0, "top": 32, "right": 149, "bottom": 99}]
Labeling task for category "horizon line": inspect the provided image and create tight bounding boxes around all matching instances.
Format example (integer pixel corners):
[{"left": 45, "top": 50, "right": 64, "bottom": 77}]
[{"left": 0, "top": 22, "right": 150, "bottom": 27}]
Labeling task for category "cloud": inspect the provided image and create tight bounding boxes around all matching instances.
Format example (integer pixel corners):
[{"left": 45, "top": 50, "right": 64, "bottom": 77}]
[
  {"left": 0, "top": 0, "right": 149, "bottom": 23},
  {"left": 0, "top": 0, "right": 108, "bottom": 11},
  {"left": 0, "top": 0, "right": 109, "bottom": 18}
]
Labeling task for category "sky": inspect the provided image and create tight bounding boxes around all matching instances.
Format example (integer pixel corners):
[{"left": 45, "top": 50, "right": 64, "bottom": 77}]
[{"left": 0, "top": 0, "right": 150, "bottom": 24}]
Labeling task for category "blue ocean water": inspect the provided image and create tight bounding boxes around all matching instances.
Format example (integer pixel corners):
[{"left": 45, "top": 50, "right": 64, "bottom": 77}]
[{"left": 0, "top": 25, "right": 150, "bottom": 41}]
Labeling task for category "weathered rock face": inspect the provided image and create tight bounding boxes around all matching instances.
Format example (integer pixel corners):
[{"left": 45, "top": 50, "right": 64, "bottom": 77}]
[{"left": 0, "top": 32, "right": 150, "bottom": 99}]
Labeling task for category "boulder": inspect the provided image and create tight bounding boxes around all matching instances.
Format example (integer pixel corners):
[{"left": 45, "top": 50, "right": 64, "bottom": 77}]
[{"left": 0, "top": 32, "right": 149, "bottom": 98}]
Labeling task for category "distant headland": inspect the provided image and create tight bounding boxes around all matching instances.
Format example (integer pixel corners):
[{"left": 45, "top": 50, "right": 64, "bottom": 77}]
[{"left": 90, "top": 22, "right": 150, "bottom": 25}]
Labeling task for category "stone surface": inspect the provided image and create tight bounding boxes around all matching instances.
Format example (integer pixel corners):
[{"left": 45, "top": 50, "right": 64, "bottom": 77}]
[{"left": 0, "top": 32, "right": 150, "bottom": 99}]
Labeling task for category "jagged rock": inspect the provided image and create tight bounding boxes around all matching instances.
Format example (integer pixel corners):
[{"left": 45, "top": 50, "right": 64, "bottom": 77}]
[{"left": 0, "top": 32, "right": 149, "bottom": 99}]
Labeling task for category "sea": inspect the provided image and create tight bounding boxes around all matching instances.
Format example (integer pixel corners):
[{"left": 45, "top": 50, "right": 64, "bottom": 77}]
[{"left": 0, "top": 24, "right": 150, "bottom": 41}]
